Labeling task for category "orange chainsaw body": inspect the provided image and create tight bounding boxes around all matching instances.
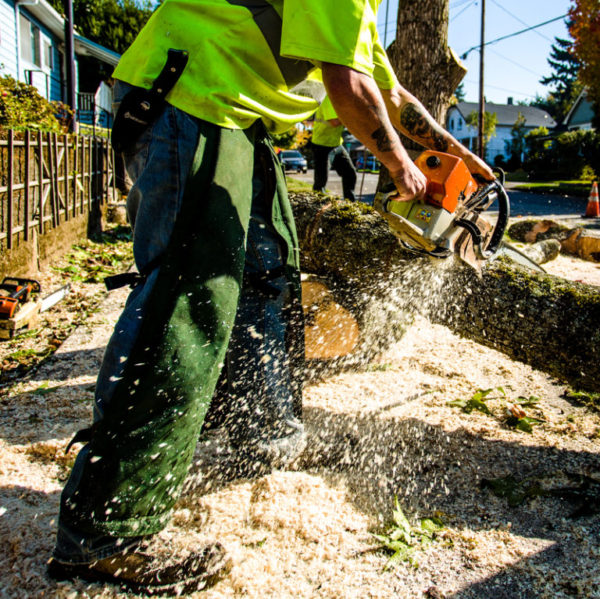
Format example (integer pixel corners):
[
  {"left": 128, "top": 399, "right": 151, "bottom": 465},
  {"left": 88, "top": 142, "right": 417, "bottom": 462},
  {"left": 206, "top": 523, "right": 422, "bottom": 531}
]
[
  {"left": 0, "top": 278, "right": 40, "bottom": 320},
  {"left": 414, "top": 150, "right": 479, "bottom": 214}
]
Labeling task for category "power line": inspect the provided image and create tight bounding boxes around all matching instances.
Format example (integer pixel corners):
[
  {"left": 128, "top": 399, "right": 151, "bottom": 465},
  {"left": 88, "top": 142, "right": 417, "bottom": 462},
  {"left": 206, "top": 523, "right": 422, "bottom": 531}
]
[
  {"left": 462, "top": 78, "right": 541, "bottom": 99},
  {"left": 383, "top": 0, "right": 391, "bottom": 47},
  {"left": 489, "top": 0, "right": 552, "bottom": 42},
  {"left": 488, "top": 48, "right": 545, "bottom": 77},
  {"left": 450, "top": 0, "right": 477, "bottom": 23},
  {"left": 460, "top": 14, "right": 567, "bottom": 59}
]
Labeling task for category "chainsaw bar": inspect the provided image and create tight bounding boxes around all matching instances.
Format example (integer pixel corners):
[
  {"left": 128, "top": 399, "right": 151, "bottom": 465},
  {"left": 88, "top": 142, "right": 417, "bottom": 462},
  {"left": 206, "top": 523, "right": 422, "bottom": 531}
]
[{"left": 490, "top": 242, "right": 546, "bottom": 273}]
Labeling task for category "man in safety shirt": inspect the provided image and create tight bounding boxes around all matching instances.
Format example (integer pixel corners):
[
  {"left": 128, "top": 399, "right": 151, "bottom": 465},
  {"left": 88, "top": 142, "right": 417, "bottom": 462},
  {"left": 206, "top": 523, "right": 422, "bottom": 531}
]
[
  {"left": 47, "top": 0, "right": 494, "bottom": 594},
  {"left": 312, "top": 95, "right": 357, "bottom": 201}
]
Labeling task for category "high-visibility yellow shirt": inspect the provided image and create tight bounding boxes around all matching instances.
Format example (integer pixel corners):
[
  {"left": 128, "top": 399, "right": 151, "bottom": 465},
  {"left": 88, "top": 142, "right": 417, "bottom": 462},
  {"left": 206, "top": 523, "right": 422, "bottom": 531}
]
[
  {"left": 113, "top": 0, "right": 398, "bottom": 134},
  {"left": 312, "top": 96, "right": 344, "bottom": 147}
]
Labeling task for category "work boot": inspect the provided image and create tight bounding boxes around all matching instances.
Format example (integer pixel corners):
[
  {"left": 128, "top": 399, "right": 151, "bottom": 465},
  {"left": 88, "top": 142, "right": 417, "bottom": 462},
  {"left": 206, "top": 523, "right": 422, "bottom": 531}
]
[
  {"left": 47, "top": 537, "right": 231, "bottom": 596},
  {"left": 193, "top": 417, "right": 307, "bottom": 484},
  {"left": 229, "top": 415, "right": 307, "bottom": 474},
  {"left": 251, "top": 416, "right": 307, "bottom": 469}
]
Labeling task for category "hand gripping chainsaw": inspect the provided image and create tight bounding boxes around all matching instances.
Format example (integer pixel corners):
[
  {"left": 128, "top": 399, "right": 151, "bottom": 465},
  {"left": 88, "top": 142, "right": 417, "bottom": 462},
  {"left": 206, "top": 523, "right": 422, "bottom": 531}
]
[{"left": 374, "top": 150, "right": 541, "bottom": 272}]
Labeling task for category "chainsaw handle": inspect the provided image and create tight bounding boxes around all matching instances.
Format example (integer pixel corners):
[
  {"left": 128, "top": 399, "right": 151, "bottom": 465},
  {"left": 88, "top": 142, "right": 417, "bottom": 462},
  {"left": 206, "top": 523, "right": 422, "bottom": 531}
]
[
  {"left": 482, "top": 181, "right": 510, "bottom": 257},
  {"left": 455, "top": 180, "right": 510, "bottom": 260},
  {"left": 473, "top": 167, "right": 505, "bottom": 187}
]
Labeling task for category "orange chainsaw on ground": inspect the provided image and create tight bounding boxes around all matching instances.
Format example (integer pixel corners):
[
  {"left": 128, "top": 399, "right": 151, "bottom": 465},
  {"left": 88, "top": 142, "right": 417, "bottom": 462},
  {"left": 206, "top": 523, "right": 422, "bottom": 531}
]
[
  {"left": 0, "top": 278, "right": 41, "bottom": 320},
  {"left": 374, "top": 150, "right": 542, "bottom": 271}
]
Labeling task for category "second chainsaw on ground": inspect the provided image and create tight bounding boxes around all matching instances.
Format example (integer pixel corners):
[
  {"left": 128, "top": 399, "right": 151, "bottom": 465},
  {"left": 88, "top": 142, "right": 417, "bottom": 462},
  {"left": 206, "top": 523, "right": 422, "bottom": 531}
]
[
  {"left": 374, "top": 150, "right": 510, "bottom": 270},
  {"left": 0, "top": 278, "right": 41, "bottom": 320}
]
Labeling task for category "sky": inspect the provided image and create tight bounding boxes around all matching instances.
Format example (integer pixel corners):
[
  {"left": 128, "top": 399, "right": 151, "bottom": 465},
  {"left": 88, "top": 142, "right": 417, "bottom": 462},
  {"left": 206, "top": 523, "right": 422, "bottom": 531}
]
[{"left": 376, "top": 0, "right": 573, "bottom": 105}]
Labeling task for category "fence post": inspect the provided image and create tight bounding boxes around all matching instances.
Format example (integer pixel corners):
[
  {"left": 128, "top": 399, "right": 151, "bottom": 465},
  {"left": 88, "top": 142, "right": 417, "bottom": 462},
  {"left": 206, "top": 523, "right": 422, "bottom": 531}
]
[
  {"left": 72, "top": 135, "right": 78, "bottom": 218},
  {"left": 47, "top": 132, "right": 54, "bottom": 228},
  {"left": 37, "top": 131, "right": 43, "bottom": 235},
  {"left": 24, "top": 131, "right": 30, "bottom": 241},
  {"left": 63, "top": 133, "right": 69, "bottom": 222},
  {"left": 7, "top": 130, "right": 13, "bottom": 249},
  {"left": 87, "top": 136, "right": 92, "bottom": 213}
]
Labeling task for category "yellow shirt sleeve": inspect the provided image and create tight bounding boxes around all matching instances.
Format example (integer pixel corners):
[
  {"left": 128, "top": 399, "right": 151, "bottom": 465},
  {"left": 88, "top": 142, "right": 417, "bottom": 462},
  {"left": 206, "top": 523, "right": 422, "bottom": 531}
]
[
  {"left": 372, "top": 33, "right": 398, "bottom": 90},
  {"left": 281, "top": 0, "right": 380, "bottom": 79}
]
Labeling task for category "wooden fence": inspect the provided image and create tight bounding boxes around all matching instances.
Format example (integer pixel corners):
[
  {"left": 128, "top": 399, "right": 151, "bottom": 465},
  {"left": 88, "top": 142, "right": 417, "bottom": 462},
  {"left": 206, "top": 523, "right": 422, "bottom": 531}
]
[{"left": 0, "top": 129, "right": 117, "bottom": 250}]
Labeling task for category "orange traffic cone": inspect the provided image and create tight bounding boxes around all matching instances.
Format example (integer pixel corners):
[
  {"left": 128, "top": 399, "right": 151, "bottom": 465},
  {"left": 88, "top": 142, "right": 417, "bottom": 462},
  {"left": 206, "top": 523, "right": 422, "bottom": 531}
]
[{"left": 584, "top": 181, "right": 600, "bottom": 218}]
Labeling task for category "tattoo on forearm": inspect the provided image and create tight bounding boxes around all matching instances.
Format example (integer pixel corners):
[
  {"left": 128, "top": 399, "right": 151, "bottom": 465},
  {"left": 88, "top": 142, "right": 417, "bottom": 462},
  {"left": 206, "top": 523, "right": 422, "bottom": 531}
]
[
  {"left": 371, "top": 126, "right": 394, "bottom": 152},
  {"left": 400, "top": 103, "right": 449, "bottom": 152}
]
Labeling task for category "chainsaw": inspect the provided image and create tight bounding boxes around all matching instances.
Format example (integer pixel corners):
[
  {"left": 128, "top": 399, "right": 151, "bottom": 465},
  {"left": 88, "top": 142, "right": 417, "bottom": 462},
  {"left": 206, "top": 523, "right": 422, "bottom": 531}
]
[
  {"left": 0, "top": 278, "right": 41, "bottom": 320},
  {"left": 374, "top": 150, "right": 543, "bottom": 272}
]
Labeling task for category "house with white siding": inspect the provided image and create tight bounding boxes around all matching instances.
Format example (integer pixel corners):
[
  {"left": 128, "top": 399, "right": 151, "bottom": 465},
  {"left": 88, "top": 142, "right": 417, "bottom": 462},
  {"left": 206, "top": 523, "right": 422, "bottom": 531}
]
[
  {"left": 446, "top": 99, "right": 556, "bottom": 164},
  {"left": 563, "top": 89, "right": 595, "bottom": 131},
  {"left": 0, "top": 0, "right": 120, "bottom": 126}
]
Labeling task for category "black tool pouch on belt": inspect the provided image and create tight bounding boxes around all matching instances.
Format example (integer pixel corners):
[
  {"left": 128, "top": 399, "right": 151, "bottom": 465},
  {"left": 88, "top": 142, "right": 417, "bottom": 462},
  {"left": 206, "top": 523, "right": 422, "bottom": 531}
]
[{"left": 111, "top": 48, "right": 189, "bottom": 154}]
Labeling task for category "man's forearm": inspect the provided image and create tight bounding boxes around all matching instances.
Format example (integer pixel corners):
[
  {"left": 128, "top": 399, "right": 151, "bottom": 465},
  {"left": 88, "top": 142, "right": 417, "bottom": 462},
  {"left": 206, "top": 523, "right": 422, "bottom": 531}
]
[
  {"left": 382, "top": 86, "right": 462, "bottom": 156},
  {"left": 380, "top": 86, "right": 494, "bottom": 180},
  {"left": 321, "top": 64, "right": 412, "bottom": 177}
]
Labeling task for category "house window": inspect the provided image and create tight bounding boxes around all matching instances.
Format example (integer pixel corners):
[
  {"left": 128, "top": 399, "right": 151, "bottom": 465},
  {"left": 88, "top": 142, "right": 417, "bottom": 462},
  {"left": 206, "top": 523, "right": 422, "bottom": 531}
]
[
  {"left": 450, "top": 118, "right": 455, "bottom": 129},
  {"left": 457, "top": 119, "right": 463, "bottom": 131},
  {"left": 19, "top": 14, "right": 41, "bottom": 67},
  {"left": 44, "top": 41, "right": 53, "bottom": 69}
]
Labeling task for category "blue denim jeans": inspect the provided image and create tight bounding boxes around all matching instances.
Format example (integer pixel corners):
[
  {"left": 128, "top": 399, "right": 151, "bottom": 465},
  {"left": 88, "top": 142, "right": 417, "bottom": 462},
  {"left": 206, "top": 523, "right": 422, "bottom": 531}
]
[{"left": 54, "top": 81, "right": 299, "bottom": 563}]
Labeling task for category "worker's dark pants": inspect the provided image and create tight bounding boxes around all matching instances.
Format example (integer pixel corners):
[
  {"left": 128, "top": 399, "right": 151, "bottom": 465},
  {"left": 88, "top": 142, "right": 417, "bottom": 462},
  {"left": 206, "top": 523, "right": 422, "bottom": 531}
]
[
  {"left": 312, "top": 143, "right": 357, "bottom": 201},
  {"left": 53, "top": 82, "right": 303, "bottom": 563}
]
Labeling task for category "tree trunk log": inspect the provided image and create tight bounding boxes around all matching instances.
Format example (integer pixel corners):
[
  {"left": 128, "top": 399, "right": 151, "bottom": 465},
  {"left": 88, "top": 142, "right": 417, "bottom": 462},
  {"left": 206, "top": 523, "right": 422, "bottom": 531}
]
[
  {"left": 388, "top": 0, "right": 466, "bottom": 126},
  {"left": 378, "top": 0, "right": 466, "bottom": 189},
  {"left": 292, "top": 192, "right": 600, "bottom": 391}
]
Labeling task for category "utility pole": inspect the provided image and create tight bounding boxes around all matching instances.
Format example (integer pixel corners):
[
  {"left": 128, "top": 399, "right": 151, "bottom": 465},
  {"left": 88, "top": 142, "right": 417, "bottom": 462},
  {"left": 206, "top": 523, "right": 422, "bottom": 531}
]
[
  {"left": 477, "top": 0, "right": 486, "bottom": 159},
  {"left": 64, "top": 0, "right": 77, "bottom": 132},
  {"left": 383, "top": 0, "right": 390, "bottom": 47}
]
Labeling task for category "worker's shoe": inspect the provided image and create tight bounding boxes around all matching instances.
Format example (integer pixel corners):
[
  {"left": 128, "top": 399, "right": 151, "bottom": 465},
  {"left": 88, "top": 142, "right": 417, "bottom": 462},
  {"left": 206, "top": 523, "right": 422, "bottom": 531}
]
[
  {"left": 194, "top": 417, "right": 306, "bottom": 482},
  {"left": 250, "top": 417, "right": 307, "bottom": 469},
  {"left": 47, "top": 538, "right": 231, "bottom": 596}
]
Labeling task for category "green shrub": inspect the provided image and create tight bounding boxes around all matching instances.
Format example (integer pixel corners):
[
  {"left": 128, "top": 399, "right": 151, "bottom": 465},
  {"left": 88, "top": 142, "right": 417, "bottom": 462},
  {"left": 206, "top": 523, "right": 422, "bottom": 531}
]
[
  {"left": 524, "top": 127, "right": 600, "bottom": 181},
  {"left": 0, "top": 75, "right": 72, "bottom": 133}
]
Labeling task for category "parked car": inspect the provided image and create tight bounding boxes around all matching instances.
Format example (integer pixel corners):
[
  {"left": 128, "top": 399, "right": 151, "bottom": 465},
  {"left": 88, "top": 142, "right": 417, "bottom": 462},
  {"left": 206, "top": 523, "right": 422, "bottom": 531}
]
[
  {"left": 355, "top": 154, "right": 380, "bottom": 172},
  {"left": 279, "top": 150, "right": 308, "bottom": 173}
]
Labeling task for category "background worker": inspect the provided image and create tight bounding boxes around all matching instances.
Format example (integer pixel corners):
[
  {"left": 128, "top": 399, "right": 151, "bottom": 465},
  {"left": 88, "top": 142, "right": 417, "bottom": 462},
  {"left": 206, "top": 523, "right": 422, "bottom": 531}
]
[
  {"left": 48, "top": 0, "right": 494, "bottom": 595},
  {"left": 312, "top": 95, "right": 357, "bottom": 201}
]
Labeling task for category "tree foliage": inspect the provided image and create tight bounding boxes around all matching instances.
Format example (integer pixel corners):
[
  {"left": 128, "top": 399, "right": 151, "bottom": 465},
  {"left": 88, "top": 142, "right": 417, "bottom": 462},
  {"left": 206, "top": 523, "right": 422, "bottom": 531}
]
[
  {"left": 453, "top": 82, "right": 466, "bottom": 103},
  {"left": 538, "top": 32, "right": 582, "bottom": 122},
  {"left": 503, "top": 112, "right": 528, "bottom": 170},
  {"left": 524, "top": 127, "right": 600, "bottom": 180},
  {"left": 568, "top": 0, "right": 600, "bottom": 128},
  {"left": 48, "top": 0, "right": 155, "bottom": 91},
  {"left": 465, "top": 111, "right": 498, "bottom": 159}
]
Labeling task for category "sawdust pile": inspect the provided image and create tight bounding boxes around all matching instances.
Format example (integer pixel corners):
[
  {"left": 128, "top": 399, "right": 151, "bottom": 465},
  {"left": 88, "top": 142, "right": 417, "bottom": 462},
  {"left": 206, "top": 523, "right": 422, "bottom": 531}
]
[{"left": 0, "top": 253, "right": 599, "bottom": 598}]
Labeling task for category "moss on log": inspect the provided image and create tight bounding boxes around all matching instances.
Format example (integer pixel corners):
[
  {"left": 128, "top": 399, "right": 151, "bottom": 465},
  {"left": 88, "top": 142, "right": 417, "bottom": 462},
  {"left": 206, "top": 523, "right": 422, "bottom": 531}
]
[{"left": 290, "top": 192, "right": 600, "bottom": 391}]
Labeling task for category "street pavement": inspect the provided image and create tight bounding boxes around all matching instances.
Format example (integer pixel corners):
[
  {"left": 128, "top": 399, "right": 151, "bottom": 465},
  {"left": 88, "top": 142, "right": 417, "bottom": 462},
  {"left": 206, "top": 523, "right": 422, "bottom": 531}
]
[
  {"left": 288, "top": 169, "right": 599, "bottom": 231},
  {"left": 289, "top": 168, "right": 379, "bottom": 203}
]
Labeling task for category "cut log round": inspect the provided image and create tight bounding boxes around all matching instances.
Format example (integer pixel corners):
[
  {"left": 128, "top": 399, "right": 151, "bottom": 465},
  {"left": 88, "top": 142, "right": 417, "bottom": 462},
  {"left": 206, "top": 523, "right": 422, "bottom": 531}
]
[
  {"left": 508, "top": 219, "right": 600, "bottom": 263},
  {"left": 517, "top": 239, "right": 561, "bottom": 265},
  {"left": 302, "top": 278, "right": 360, "bottom": 360},
  {"left": 291, "top": 192, "right": 600, "bottom": 391}
]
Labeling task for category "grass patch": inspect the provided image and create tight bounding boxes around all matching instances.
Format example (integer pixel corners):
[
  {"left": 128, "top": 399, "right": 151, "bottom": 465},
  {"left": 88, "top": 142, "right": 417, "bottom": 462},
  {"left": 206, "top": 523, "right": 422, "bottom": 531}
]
[
  {"left": 286, "top": 176, "right": 313, "bottom": 193},
  {"left": 511, "top": 180, "right": 592, "bottom": 197}
]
